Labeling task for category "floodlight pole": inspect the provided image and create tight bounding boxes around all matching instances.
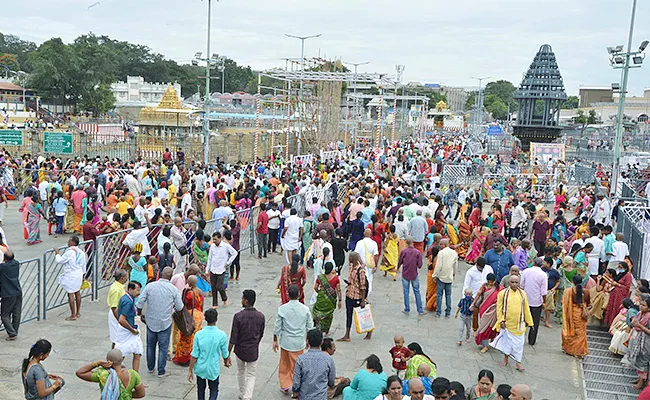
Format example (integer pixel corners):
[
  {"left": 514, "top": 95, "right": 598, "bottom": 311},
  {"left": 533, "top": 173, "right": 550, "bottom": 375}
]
[
  {"left": 202, "top": 0, "right": 213, "bottom": 165},
  {"left": 471, "top": 76, "right": 490, "bottom": 137},
  {"left": 344, "top": 61, "right": 369, "bottom": 150},
  {"left": 286, "top": 33, "right": 321, "bottom": 156},
  {"left": 612, "top": 0, "right": 637, "bottom": 196}
]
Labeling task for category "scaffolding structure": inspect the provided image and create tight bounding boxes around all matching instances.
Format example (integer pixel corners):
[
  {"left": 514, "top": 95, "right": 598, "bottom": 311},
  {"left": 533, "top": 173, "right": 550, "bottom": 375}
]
[
  {"left": 255, "top": 64, "right": 397, "bottom": 160},
  {"left": 345, "top": 93, "right": 429, "bottom": 142}
]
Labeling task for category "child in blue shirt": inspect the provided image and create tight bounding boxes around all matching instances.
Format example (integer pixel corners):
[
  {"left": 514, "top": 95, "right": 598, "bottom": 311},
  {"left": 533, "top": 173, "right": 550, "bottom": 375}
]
[{"left": 455, "top": 288, "right": 474, "bottom": 345}]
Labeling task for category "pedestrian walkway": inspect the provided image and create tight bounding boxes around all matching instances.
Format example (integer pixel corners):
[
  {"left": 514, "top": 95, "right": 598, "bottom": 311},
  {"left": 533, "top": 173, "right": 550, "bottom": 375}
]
[{"left": 582, "top": 327, "right": 638, "bottom": 400}]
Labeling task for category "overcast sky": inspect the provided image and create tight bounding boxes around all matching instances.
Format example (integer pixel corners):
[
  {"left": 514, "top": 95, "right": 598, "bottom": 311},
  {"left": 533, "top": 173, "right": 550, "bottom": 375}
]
[{"left": 7, "top": 0, "right": 650, "bottom": 95}]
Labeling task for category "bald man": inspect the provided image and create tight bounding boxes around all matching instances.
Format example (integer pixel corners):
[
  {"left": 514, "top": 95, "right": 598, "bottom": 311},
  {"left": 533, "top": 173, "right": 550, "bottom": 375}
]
[
  {"left": 136, "top": 267, "right": 183, "bottom": 377},
  {"left": 510, "top": 384, "right": 533, "bottom": 400},
  {"left": 353, "top": 228, "right": 379, "bottom": 296},
  {"left": 407, "top": 378, "right": 433, "bottom": 400},
  {"left": 76, "top": 348, "right": 146, "bottom": 398}
]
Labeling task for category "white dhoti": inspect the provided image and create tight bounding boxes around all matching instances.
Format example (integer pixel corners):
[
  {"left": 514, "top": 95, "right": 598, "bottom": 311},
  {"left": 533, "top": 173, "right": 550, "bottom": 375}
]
[
  {"left": 58, "top": 271, "right": 82, "bottom": 294},
  {"left": 114, "top": 325, "right": 143, "bottom": 356},
  {"left": 366, "top": 266, "right": 374, "bottom": 296},
  {"left": 588, "top": 257, "right": 600, "bottom": 276},
  {"left": 108, "top": 310, "right": 121, "bottom": 343},
  {"left": 490, "top": 329, "right": 525, "bottom": 362},
  {"left": 172, "top": 246, "right": 187, "bottom": 274}
]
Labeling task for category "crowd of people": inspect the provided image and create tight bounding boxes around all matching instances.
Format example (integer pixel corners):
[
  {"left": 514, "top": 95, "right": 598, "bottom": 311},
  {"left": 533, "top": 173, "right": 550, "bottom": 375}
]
[{"left": 0, "top": 134, "right": 646, "bottom": 400}]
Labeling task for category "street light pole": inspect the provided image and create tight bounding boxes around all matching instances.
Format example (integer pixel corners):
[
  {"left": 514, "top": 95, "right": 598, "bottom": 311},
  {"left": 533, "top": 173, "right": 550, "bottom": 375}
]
[
  {"left": 344, "top": 61, "right": 369, "bottom": 150},
  {"left": 285, "top": 33, "right": 321, "bottom": 156},
  {"left": 202, "top": 0, "right": 213, "bottom": 165},
  {"left": 612, "top": 0, "right": 638, "bottom": 195},
  {"left": 470, "top": 76, "right": 490, "bottom": 136}
]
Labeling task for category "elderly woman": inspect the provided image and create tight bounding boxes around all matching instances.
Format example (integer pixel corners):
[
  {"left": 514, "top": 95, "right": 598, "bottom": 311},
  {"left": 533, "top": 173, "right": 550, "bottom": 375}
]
[{"left": 468, "top": 369, "right": 497, "bottom": 400}]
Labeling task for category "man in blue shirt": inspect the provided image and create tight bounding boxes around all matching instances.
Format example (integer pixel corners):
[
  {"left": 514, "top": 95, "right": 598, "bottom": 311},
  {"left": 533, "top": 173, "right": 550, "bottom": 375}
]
[
  {"left": 484, "top": 240, "right": 515, "bottom": 283},
  {"left": 292, "top": 328, "right": 336, "bottom": 399},
  {"left": 189, "top": 308, "right": 231, "bottom": 400},
  {"left": 116, "top": 281, "right": 143, "bottom": 371}
]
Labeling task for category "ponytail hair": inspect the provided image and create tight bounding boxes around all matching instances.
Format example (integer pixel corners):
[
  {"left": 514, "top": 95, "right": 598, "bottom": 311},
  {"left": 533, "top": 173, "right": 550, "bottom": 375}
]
[
  {"left": 572, "top": 274, "right": 584, "bottom": 304},
  {"left": 290, "top": 253, "right": 301, "bottom": 275},
  {"left": 22, "top": 339, "right": 52, "bottom": 375}
]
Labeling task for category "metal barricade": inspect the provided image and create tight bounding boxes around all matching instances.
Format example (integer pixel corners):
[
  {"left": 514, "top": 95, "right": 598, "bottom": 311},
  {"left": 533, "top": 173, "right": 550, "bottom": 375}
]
[
  {"left": 43, "top": 240, "right": 95, "bottom": 319},
  {"left": 96, "top": 230, "right": 132, "bottom": 291},
  {"left": 203, "top": 218, "right": 217, "bottom": 236},
  {"left": 0, "top": 258, "right": 41, "bottom": 331},
  {"left": 236, "top": 208, "right": 255, "bottom": 253}
]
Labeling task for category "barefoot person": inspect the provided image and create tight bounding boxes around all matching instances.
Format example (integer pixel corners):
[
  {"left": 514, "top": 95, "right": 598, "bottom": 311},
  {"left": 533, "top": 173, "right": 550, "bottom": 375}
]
[
  {"left": 53, "top": 235, "right": 87, "bottom": 321},
  {"left": 337, "top": 252, "right": 372, "bottom": 342},
  {"left": 490, "top": 275, "right": 533, "bottom": 372}
]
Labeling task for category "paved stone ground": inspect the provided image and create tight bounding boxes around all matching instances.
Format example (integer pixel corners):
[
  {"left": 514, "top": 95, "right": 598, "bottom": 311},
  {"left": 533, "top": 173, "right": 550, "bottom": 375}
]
[{"left": 0, "top": 204, "right": 584, "bottom": 399}]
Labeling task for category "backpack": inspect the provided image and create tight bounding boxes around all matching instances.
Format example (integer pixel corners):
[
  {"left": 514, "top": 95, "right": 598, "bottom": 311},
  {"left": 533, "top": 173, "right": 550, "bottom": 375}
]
[{"left": 172, "top": 289, "right": 196, "bottom": 336}]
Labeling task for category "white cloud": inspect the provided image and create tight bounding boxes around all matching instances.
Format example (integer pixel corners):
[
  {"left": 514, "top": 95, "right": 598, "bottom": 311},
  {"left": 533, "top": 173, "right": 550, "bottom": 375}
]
[{"left": 7, "top": 0, "right": 650, "bottom": 94}]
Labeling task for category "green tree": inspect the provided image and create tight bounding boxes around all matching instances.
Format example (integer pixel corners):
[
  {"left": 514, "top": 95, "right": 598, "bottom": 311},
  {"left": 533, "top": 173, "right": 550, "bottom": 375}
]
[
  {"left": 27, "top": 38, "right": 82, "bottom": 106},
  {"left": 79, "top": 83, "right": 115, "bottom": 115},
  {"left": 562, "top": 95, "right": 579, "bottom": 109},
  {"left": 484, "top": 95, "right": 508, "bottom": 120},
  {"left": 575, "top": 109, "right": 598, "bottom": 134},
  {"left": 0, "top": 53, "right": 20, "bottom": 73},
  {"left": 0, "top": 33, "right": 37, "bottom": 71},
  {"left": 464, "top": 80, "right": 518, "bottom": 119}
]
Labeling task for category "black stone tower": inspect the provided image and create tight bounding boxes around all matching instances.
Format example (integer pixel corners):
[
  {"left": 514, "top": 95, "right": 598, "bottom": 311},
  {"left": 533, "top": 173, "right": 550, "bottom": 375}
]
[{"left": 513, "top": 44, "right": 567, "bottom": 151}]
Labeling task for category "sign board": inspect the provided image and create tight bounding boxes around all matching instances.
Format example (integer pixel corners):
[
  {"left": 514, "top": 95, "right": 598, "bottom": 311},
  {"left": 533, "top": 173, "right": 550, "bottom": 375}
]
[
  {"left": 486, "top": 125, "right": 503, "bottom": 136},
  {"left": 44, "top": 132, "right": 73, "bottom": 154},
  {"left": 0, "top": 130, "right": 23, "bottom": 146},
  {"left": 529, "top": 142, "right": 565, "bottom": 164}
]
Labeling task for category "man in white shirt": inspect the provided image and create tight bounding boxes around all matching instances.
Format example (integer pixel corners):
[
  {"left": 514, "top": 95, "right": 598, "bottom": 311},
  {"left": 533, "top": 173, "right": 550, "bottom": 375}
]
[
  {"left": 463, "top": 256, "right": 494, "bottom": 296},
  {"left": 206, "top": 231, "right": 237, "bottom": 308},
  {"left": 193, "top": 170, "right": 207, "bottom": 198},
  {"left": 609, "top": 232, "right": 630, "bottom": 268},
  {"left": 266, "top": 202, "right": 282, "bottom": 253},
  {"left": 180, "top": 187, "right": 193, "bottom": 217},
  {"left": 510, "top": 199, "right": 528, "bottom": 241},
  {"left": 585, "top": 227, "right": 605, "bottom": 276},
  {"left": 123, "top": 218, "right": 152, "bottom": 257},
  {"left": 593, "top": 194, "right": 611, "bottom": 226},
  {"left": 211, "top": 200, "right": 234, "bottom": 232},
  {"left": 38, "top": 176, "right": 51, "bottom": 202},
  {"left": 170, "top": 170, "right": 182, "bottom": 189},
  {"left": 353, "top": 229, "right": 379, "bottom": 296},
  {"left": 520, "top": 257, "right": 548, "bottom": 345},
  {"left": 134, "top": 197, "right": 147, "bottom": 223},
  {"left": 457, "top": 186, "right": 468, "bottom": 208},
  {"left": 432, "top": 239, "right": 458, "bottom": 318}
]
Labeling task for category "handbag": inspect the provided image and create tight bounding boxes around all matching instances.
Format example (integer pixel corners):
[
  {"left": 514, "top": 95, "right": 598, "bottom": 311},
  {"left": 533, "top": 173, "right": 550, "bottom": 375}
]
[
  {"left": 353, "top": 304, "right": 375, "bottom": 334},
  {"left": 176, "top": 244, "right": 188, "bottom": 256},
  {"left": 363, "top": 240, "right": 375, "bottom": 269},
  {"left": 172, "top": 289, "right": 195, "bottom": 336}
]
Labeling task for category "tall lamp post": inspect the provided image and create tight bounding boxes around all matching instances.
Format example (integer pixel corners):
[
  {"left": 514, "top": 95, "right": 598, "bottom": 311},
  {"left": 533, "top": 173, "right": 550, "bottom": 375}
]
[
  {"left": 191, "top": 0, "right": 220, "bottom": 165},
  {"left": 344, "top": 61, "right": 369, "bottom": 150},
  {"left": 607, "top": 0, "right": 647, "bottom": 195},
  {"left": 285, "top": 33, "right": 321, "bottom": 156},
  {"left": 470, "top": 76, "right": 490, "bottom": 137}
]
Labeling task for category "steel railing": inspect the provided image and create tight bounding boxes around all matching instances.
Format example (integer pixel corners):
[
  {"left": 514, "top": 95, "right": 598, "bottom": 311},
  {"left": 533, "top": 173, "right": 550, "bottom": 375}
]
[{"left": 0, "top": 258, "right": 41, "bottom": 331}]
